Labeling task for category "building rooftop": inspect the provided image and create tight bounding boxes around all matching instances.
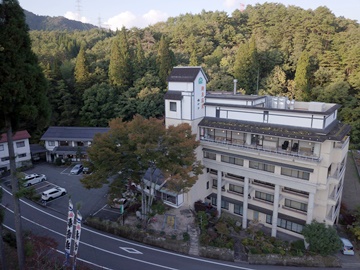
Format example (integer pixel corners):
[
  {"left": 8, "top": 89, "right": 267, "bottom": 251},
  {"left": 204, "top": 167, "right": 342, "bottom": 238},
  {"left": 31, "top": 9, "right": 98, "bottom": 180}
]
[
  {"left": 167, "top": 66, "right": 208, "bottom": 83},
  {"left": 41, "top": 126, "right": 109, "bottom": 141},
  {"left": 199, "top": 117, "right": 350, "bottom": 142}
]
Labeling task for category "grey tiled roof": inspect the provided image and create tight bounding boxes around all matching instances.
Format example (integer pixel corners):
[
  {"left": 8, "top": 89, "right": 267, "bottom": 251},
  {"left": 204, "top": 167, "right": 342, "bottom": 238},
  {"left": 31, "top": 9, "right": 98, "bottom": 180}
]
[
  {"left": 167, "top": 66, "right": 207, "bottom": 82},
  {"left": 199, "top": 117, "right": 350, "bottom": 142},
  {"left": 41, "top": 126, "right": 109, "bottom": 141},
  {"left": 52, "top": 146, "right": 88, "bottom": 155},
  {"left": 164, "top": 91, "right": 182, "bottom": 100}
]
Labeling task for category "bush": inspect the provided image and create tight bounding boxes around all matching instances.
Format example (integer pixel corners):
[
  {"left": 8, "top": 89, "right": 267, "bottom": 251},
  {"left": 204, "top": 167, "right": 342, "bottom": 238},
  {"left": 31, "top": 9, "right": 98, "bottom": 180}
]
[
  {"left": 183, "top": 232, "right": 190, "bottom": 242},
  {"left": 302, "top": 221, "right": 342, "bottom": 256}
]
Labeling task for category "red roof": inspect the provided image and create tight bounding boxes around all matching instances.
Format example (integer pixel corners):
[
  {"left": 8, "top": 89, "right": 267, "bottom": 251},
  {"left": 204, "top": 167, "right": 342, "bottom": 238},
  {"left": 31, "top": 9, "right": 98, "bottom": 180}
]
[{"left": 0, "top": 130, "right": 31, "bottom": 143}]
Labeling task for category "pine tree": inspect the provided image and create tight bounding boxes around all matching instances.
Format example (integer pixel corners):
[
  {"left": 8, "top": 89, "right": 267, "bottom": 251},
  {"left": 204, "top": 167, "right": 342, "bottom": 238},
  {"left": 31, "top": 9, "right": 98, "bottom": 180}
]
[
  {"left": 294, "top": 50, "right": 311, "bottom": 100},
  {"left": 0, "top": 1, "right": 50, "bottom": 268},
  {"left": 74, "top": 45, "right": 90, "bottom": 87},
  {"left": 108, "top": 27, "right": 133, "bottom": 90},
  {"left": 233, "top": 36, "right": 259, "bottom": 94},
  {"left": 157, "top": 36, "right": 175, "bottom": 87}
]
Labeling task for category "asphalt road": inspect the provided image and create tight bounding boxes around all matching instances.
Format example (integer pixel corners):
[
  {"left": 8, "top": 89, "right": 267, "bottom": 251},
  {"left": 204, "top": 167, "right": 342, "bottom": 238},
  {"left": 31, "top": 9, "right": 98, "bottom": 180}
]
[{"left": 0, "top": 162, "right": 353, "bottom": 270}]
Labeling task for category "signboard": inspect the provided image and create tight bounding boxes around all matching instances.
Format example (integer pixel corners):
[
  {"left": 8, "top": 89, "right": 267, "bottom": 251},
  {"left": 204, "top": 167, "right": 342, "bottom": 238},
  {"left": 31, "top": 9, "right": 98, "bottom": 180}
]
[{"left": 65, "top": 199, "right": 75, "bottom": 265}]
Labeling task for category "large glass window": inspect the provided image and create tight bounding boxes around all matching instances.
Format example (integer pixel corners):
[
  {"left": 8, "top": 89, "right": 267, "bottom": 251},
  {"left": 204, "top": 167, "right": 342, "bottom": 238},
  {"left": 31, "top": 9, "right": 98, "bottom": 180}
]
[
  {"left": 284, "top": 199, "right": 307, "bottom": 212},
  {"left": 229, "top": 184, "right": 243, "bottom": 194},
  {"left": 204, "top": 151, "right": 216, "bottom": 160},
  {"left": 281, "top": 167, "right": 310, "bottom": 180},
  {"left": 170, "top": 102, "right": 177, "bottom": 112},
  {"left": 255, "top": 191, "right": 274, "bottom": 202},
  {"left": 221, "top": 155, "right": 244, "bottom": 166},
  {"left": 266, "top": 215, "right": 304, "bottom": 233},
  {"left": 253, "top": 179, "right": 275, "bottom": 188},
  {"left": 249, "top": 161, "right": 275, "bottom": 173}
]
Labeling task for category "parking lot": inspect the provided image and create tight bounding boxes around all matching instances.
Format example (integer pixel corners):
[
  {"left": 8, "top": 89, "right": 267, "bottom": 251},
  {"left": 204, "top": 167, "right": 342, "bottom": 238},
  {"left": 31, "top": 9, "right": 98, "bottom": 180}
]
[{"left": 1, "top": 162, "right": 115, "bottom": 220}]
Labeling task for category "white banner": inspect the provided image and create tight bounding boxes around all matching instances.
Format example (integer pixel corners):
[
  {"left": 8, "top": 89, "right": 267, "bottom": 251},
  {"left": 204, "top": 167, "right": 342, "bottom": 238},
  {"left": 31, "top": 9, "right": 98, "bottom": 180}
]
[
  {"left": 65, "top": 199, "right": 75, "bottom": 263},
  {"left": 73, "top": 210, "right": 82, "bottom": 269}
]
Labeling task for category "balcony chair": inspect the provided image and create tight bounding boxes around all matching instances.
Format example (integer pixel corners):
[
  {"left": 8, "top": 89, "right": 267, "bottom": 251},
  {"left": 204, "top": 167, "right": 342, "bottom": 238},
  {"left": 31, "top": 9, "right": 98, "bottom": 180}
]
[
  {"left": 291, "top": 143, "right": 299, "bottom": 152},
  {"left": 282, "top": 140, "right": 289, "bottom": 150}
]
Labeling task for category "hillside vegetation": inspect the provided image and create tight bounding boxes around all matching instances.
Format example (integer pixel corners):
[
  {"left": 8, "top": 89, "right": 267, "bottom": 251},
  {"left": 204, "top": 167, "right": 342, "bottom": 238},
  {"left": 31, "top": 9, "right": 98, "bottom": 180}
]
[{"left": 28, "top": 3, "right": 360, "bottom": 147}]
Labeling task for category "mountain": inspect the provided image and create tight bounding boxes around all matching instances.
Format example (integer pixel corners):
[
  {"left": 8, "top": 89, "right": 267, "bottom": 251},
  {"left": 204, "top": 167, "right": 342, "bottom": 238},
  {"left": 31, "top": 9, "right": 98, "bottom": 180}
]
[{"left": 24, "top": 10, "right": 98, "bottom": 31}]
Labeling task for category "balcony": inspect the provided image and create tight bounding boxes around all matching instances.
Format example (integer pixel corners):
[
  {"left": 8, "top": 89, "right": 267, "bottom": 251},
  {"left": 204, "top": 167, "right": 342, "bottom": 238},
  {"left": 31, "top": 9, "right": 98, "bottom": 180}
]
[{"left": 200, "top": 136, "right": 321, "bottom": 163}]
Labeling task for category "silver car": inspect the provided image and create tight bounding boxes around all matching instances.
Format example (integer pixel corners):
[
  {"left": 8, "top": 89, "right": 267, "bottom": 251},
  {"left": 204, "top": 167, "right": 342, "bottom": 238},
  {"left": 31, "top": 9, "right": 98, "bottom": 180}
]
[{"left": 70, "top": 164, "right": 83, "bottom": 175}]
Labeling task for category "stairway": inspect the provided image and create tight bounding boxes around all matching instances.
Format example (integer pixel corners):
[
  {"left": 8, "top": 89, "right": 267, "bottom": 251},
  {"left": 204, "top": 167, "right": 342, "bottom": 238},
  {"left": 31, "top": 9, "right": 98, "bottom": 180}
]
[{"left": 188, "top": 224, "right": 199, "bottom": 256}]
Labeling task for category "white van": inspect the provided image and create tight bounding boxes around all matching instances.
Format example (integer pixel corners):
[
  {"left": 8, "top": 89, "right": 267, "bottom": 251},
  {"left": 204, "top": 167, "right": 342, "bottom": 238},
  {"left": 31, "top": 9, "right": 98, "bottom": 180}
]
[{"left": 340, "top": 238, "right": 355, "bottom": 255}]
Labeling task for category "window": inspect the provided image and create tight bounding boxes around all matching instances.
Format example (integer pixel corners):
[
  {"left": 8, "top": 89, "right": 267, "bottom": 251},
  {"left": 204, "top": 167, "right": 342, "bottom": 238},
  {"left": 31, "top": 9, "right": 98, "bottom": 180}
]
[
  {"left": 18, "top": 153, "right": 26, "bottom": 158},
  {"left": 229, "top": 184, "right": 243, "bottom": 194},
  {"left": 249, "top": 161, "right": 275, "bottom": 173},
  {"left": 234, "top": 204, "right": 243, "bottom": 215},
  {"left": 281, "top": 167, "right": 310, "bottom": 180},
  {"left": 216, "top": 108, "right": 220, "bottom": 118},
  {"left": 16, "top": 141, "right": 25, "bottom": 148},
  {"left": 211, "top": 197, "right": 217, "bottom": 206},
  {"left": 263, "top": 111, "right": 269, "bottom": 122},
  {"left": 1, "top": 157, "right": 9, "bottom": 162},
  {"left": 206, "top": 181, "right": 209, "bottom": 189},
  {"left": 0, "top": 144, "right": 3, "bottom": 151},
  {"left": 255, "top": 191, "right": 274, "bottom": 202},
  {"left": 221, "top": 155, "right": 244, "bottom": 166},
  {"left": 204, "top": 151, "right": 216, "bottom": 160},
  {"left": 212, "top": 179, "right": 225, "bottom": 191},
  {"left": 48, "top": 141, "right": 55, "bottom": 146},
  {"left": 170, "top": 102, "right": 177, "bottom": 112},
  {"left": 221, "top": 200, "right": 229, "bottom": 210},
  {"left": 266, "top": 215, "right": 304, "bottom": 233},
  {"left": 284, "top": 199, "right": 307, "bottom": 212}
]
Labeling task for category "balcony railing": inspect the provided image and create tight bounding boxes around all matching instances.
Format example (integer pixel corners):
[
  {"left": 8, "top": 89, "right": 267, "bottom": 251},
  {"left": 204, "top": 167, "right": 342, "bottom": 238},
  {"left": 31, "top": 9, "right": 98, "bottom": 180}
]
[{"left": 200, "top": 137, "right": 321, "bottom": 163}]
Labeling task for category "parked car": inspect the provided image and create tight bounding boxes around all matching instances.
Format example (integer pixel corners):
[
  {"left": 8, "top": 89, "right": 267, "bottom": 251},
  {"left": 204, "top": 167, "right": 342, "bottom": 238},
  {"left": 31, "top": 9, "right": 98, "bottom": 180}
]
[
  {"left": 70, "top": 164, "right": 83, "bottom": 175},
  {"left": 41, "top": 187, "right": 67, "bottom": 201},
  {"left": 21, "top": 173, "right": 46, "bottom": 187},
  {"left": 340, "top": 237, "right": 355, "bottom": 255}
]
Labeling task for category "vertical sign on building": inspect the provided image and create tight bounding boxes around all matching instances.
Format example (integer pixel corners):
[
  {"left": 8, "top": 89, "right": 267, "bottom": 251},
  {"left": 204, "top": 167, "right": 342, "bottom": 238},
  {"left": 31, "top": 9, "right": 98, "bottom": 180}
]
[
  {"left": 65, "top": 199, "right": 75, "bottom": 265},
  {"left": 73, "top": 210, "right": 82, "bottom": 270}
]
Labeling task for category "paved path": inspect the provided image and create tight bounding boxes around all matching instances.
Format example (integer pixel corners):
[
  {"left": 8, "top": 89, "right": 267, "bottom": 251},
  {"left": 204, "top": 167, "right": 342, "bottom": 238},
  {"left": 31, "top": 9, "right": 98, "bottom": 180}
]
[{"left": 342, "top": 151, "right": 360, "bottom": 212}]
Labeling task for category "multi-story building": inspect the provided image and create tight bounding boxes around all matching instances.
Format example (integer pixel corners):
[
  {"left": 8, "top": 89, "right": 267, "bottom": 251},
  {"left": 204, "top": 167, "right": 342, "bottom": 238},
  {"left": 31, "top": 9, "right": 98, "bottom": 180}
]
[
  {"left": 41, "top": 126, "right": 109, "bottom": 163},
  {"left": 0, "top": 130, "right": 32, "bottom": 172},
  {"left": 164, "top": 66, "right": 350, "bottom": 238}
]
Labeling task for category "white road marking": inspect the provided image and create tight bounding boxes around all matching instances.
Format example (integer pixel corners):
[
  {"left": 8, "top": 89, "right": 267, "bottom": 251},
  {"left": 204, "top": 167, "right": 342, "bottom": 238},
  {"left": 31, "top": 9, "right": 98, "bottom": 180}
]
[
  {"left": 120, "top": 247, "right": 143, "bottom": 254},
  {"left": 2, "top": 187, "right": 255, "bottom": 270}
]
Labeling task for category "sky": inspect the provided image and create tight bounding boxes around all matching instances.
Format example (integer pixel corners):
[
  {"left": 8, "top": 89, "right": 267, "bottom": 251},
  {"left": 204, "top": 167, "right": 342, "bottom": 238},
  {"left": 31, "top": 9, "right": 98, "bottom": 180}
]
[{"left": 18, "top": 0, "right": 360, "bottom": 30}]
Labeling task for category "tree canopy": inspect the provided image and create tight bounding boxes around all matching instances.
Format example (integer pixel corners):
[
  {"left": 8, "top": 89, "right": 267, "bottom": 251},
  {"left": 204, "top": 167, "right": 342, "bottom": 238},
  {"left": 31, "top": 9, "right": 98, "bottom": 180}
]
[{"left": 81, "top": 115, "right": 203, "bottom": 195}]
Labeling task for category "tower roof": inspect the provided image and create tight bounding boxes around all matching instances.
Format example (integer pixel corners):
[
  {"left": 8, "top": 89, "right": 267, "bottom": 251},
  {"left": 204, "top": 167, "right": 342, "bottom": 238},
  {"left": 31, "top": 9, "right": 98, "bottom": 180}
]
[{"left": 167, "top": 66, "right": 208, "bottom": 83}]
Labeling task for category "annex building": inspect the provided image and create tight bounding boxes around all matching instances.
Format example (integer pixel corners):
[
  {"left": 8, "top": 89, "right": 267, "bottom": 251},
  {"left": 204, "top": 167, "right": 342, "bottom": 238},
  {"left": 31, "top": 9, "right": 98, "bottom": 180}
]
[{"left": 164, "top": 66, "right": 351, "bottom": 238}]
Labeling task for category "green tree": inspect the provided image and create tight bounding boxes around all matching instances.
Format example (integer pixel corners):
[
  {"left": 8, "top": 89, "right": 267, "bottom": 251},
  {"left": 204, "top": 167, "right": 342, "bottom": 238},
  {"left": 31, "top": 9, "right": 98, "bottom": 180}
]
[
  {"left": 233, "top": 36, "right": 259, "bottom": 94},
  {"left": 81, "top": 116, "right": 202, "bottom": 222},
  {"left": 157, "top": 35, "right": 175, "bottom": 87},
  {"left": 108, "top": 27, "right": 132, "bottom": 90},
  {"left": 294, "top": 50, "right": 311, "bottom": 100},
  {"left": 302, "top": 221, "right": 342, "bottom": 256},
  {"left": 80, "top": 83, "right": 118, "bottom": 126},
  {"left": 74, "top": 45, "right": 90, "bottom": 88},
  {"left": 0, "top": 1, "right": 50, "bottom": 268}
]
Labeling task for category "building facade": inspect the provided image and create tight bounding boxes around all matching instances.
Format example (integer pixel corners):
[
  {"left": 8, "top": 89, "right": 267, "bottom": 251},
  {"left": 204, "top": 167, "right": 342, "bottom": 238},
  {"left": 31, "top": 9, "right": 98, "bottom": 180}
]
[
  {"left": 0, "top": 130, "right": 32, "bottom": 172},
  {"left": 165, "top": 66, "right": 350, "bottom": 238},
  {"left": 41, "top": 126, "right": 109, "bottom": 163}
]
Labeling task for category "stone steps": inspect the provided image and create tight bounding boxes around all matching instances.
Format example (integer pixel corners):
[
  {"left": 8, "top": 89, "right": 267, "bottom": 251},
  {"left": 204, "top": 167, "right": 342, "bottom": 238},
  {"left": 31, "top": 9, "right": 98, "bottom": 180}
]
[{"left": 188, "top": 225, "right": 199, "bottom": 256}]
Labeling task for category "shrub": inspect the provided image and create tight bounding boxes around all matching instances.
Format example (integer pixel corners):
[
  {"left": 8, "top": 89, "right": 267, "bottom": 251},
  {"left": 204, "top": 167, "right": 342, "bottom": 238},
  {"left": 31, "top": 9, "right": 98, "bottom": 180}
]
[
  {"left": 183, "top": 232, "right": 190, "bottom": 242},
  {"left": 302, "top": 221, "right": 342, "bottom": 256}
]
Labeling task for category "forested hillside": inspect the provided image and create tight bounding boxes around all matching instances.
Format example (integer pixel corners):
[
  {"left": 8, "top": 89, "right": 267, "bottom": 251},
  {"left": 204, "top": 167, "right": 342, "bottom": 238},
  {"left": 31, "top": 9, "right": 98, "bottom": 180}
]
[{"left": 29, "top": 3, "right": 360, "bottom": 147}]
